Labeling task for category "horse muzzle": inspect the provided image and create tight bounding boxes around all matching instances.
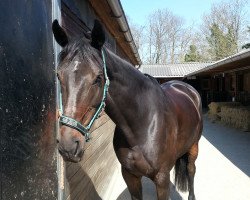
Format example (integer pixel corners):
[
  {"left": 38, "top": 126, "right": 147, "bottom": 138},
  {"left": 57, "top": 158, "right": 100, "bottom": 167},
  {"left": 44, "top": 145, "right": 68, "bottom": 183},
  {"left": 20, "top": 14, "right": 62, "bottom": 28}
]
[
  {"left": 57, "top": 127, "right": 85, "bottom": 163},
  {"left": 58, "top": 143, "right": 84, "bottom": 163},
  {"left": 58, "top": 148, "right": 84, "bottom": 163}
]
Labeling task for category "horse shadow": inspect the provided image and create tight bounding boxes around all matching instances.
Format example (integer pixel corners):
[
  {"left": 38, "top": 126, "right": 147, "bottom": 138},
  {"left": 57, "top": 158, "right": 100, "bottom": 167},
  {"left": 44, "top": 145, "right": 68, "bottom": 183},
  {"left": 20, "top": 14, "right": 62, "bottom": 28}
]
[
  {"left": 65, "top": 163, "right": 183, "bottom": 200},
  {"left": 116, "top": 177, "right": 183, "bottom": 200},
  {"left": 66, "top": 162, "right": 102, "bottom": 200}
]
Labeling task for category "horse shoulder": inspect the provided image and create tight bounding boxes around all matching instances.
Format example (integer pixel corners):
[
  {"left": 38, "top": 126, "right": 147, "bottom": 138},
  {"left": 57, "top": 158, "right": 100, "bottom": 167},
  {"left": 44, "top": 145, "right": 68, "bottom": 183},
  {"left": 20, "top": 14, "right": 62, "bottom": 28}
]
[{"left": 113, "top": 128, "right": 154, "bottom": 177}]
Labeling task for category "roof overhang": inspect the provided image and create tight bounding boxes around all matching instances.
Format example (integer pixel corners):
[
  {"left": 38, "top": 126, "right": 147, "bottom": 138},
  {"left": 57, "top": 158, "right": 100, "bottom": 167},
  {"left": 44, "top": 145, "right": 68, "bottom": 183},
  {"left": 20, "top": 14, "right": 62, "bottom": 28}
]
[
  {"left": 88, "top": 0, "right": 142, "bottom": 65},
  {"left": 140, "top": 63, "right": 211, "bottom": 78},
  {"left": 186, "top": 50, "right": 250, "bottom": 77},
  {"left": 153, "top": 76, "right": 183, "bottom": 78}
]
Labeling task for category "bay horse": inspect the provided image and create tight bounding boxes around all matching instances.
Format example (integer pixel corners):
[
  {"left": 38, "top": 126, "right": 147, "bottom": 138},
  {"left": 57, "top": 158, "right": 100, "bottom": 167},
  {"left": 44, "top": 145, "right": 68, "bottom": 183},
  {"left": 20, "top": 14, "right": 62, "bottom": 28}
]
[{"left": 52, "top": 19, "right": 203, "bottom": 200}]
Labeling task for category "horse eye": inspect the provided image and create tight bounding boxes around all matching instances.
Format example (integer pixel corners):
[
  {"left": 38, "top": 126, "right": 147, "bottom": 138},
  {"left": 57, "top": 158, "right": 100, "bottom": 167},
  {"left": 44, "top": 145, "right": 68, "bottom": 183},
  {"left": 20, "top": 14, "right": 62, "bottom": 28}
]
[{"left": 92, "top": 75, "right": 102, "bottom": 86}]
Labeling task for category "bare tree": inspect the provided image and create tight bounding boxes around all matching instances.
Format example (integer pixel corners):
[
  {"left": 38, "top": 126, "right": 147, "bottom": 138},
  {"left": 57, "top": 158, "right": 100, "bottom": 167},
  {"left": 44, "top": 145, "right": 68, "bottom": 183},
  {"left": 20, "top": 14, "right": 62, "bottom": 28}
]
[
  {"left": 126, "top": 1, "right": 249, "bottom": 64},
  {"left": 202, "top": 0, "right": 248, "bottom": 60},
  {"left": 176, "top": 24, "right": 194, "bottom": 62},
  {"left": 143, "top": 9, "right": 194, "bottom": 64},
  {"left": 242, "top": 26, "right": 250, "bottom": 49},
  {"left": 129, "top": 22, "right": 146, "bottom": 62},
  {"left": 147, "top": 9, "right": 171, "bottom": 64}
]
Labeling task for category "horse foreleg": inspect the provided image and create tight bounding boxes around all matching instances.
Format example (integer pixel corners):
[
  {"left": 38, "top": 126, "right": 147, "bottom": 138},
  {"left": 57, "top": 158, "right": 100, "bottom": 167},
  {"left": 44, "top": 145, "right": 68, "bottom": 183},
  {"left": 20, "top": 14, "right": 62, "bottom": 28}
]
[
  {"left": 187, "top": 143, "right": 199, "bottom": 200},
  {"left": 121, "top": 167, "right": 142, "bottom": 200},
  {"left": 154, "top": 171, "right": 170, "bottom": 200}
]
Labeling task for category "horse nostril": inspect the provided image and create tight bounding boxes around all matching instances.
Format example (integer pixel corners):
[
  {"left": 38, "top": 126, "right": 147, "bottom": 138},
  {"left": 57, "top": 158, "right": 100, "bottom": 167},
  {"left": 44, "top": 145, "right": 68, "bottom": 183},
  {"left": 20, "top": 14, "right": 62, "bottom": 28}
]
[
  {"left": 74, "top": 140, "right": 80, "bottom": 156},
  {"left": 58, "top": 148, "right": 64, "bottom": 156},
  {"left": 56, "top": 139, "right": 59, "bottom": 144}
]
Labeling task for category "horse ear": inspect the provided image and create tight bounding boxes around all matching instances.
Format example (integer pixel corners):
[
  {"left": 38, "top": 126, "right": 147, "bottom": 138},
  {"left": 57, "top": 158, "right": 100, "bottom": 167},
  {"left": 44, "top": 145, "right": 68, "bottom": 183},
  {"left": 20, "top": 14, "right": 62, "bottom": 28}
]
[
  {"left": 52, "top": 20, "right": 68, "bottom": 47},
  {"left": 91, "top": 20, "right": 105, "bottom": 50}
]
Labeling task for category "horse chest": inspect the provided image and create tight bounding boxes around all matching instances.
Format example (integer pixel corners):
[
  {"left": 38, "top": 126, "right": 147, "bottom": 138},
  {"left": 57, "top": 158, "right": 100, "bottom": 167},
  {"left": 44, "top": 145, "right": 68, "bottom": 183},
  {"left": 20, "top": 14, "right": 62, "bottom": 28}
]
[{"left": 115, "top": 146, "right": 154, "bottom": 177}]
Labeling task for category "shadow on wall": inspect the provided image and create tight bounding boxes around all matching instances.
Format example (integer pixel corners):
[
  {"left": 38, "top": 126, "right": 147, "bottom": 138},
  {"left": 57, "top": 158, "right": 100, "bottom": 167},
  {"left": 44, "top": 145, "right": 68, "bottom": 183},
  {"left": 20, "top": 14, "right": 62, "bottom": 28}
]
[
  {"left": 66, "top": 163, "right": 102, "bottom": 200},
  {"left": 117, "top": 177, "right": 183, "bottom": 200}
]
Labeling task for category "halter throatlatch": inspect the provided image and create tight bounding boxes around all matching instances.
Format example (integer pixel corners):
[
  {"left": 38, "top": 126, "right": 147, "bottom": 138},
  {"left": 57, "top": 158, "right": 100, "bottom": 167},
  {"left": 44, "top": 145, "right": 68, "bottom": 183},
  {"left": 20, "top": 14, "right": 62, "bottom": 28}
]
[{"left": 58, "top": 49, "right": 110, "bottom": 142}]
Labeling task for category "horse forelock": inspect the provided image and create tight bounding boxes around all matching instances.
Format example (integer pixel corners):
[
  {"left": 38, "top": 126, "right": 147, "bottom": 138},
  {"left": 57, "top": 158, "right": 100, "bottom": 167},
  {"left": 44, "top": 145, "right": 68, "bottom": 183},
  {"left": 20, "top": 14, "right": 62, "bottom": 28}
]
[{"left": 58, "top": 38, "right": 101, "bottom": 68}]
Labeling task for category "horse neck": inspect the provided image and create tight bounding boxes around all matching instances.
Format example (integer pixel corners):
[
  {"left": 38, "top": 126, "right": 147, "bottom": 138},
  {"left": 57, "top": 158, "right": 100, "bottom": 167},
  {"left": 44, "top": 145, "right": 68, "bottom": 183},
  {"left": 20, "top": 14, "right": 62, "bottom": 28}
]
[{"left": 104, "top": 49, "right": 165, "bottom": 146}]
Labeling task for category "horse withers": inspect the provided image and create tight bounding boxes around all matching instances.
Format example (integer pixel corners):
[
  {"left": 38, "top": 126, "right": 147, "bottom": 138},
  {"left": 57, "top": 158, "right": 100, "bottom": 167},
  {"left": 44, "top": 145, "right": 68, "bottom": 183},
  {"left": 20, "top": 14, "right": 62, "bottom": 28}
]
[{"left": 52, "top": 19, "right": 203, "bottom": 200}]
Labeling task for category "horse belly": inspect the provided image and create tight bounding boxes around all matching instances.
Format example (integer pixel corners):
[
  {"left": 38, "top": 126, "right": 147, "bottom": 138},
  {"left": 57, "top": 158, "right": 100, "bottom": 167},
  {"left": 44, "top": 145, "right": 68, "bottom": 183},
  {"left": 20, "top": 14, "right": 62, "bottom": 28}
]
[{"left": 176, "top": 108, "right": 202, "bottom": 159}]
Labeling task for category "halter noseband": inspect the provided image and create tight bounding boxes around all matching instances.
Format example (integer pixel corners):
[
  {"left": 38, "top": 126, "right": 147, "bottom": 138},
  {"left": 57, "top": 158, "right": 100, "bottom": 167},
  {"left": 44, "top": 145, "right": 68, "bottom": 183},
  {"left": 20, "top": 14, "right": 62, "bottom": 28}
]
[{"left": 58, "top": 49, "right": 110, "bottom": 142}]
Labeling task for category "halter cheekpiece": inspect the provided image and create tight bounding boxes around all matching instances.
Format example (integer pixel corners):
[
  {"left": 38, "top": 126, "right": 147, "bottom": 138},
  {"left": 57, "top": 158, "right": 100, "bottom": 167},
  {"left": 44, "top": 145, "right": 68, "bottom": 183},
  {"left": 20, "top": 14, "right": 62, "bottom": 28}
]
[{"left": 58, "top": 49, "right": 110, "bottom": 142}]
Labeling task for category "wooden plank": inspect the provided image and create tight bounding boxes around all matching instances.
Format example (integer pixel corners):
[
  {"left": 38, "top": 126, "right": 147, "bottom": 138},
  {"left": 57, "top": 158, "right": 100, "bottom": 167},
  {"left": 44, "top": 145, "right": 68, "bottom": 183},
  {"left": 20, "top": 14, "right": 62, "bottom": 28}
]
[
  {"left": 64, "top": 120, "right": 113, "bottom": 197},
  {"left": 65, "top": 121, "right": 115, "bottom": 200},
  {"left": 78, "top": 156, "right": 116, "bottom": 200},
  {"left": 61, "top": 2, "right": 90, "bottom": 38},
  {"left": 89, "top": 114, "right": 110, "bottom": 132},
  {"left": 62, "top": 2, "right": 89, "bottom": 31},
  {"left": 91, "top": 156, "right": 119, "bottom": 196},
  {"left": 65, "top": 137, "right": 111, "bottom": 199},
  {"left": 100, "top": 164, "right": 122, "bottom": 200},
  {"left": 74, "top": 140, "right": 116, "bottom": 200},
  {"left": 66, "top": 119, "right": 114, "bottom": 179},
  {"left": 66, "top": 139, "right": 113, "bottom": 200},
  {"left": 66, "top": 115, "right": 111, "bottom": 169}
]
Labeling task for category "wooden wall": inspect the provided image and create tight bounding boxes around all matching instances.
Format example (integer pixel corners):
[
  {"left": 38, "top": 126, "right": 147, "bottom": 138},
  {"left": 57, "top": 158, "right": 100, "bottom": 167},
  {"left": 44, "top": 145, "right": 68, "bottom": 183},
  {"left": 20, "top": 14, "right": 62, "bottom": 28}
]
[
  {"left": 243, "top": 71, "right": 250, "bottom": 92},
  {"left": 64, "top": 115, "right": 119, "bottom": 200},
  {"left": 59, "top": 1, "right": 124, "bottom": 199}
]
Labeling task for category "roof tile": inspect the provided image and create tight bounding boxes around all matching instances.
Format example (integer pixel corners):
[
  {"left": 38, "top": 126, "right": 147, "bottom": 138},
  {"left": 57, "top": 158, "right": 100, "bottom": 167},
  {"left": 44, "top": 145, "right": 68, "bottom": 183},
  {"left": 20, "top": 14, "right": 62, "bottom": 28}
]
[{"left": 139, "top": 63, "right": 212, "bottom": 77}]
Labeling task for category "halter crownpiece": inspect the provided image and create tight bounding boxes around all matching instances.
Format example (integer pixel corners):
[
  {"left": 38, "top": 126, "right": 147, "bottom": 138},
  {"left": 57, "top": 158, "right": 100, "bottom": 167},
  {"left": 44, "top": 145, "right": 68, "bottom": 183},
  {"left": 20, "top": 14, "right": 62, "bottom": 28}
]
[{"left": 58, "top": 49, "right": 110, "bottom": 142}]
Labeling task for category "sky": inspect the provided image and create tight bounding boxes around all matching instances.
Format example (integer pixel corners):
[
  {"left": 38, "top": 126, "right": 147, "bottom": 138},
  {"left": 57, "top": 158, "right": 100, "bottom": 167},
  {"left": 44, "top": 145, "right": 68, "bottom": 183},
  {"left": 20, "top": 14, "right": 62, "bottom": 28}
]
[{"left": 120, "top": 0, "right": 250, "bottom": 27}]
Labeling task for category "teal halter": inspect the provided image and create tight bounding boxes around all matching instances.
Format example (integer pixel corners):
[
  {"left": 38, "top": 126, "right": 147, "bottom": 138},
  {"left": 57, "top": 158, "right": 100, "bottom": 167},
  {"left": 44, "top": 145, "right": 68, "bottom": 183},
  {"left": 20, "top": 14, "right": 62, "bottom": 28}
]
[{"left": 58, "top": 49, "right": 110, "bottom": 142}]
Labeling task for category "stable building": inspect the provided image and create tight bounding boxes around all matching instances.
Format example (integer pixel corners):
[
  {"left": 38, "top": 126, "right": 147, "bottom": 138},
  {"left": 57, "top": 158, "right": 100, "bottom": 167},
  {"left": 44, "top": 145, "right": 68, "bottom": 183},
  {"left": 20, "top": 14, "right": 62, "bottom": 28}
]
[
  {"left": 183, "top": 50, "right": 250, "bottom": 131},
  {"left": 140, "top": 63, "right": 211, "bottom": 84},
  {"left": 185, "top": 49, "right": 250, "bottom": 106},
  {"left": 139, "top": 62, "right": 212, "bottom": 98},
  {"left": 140, "top": 50, "right": 250, "bottom": 108}
]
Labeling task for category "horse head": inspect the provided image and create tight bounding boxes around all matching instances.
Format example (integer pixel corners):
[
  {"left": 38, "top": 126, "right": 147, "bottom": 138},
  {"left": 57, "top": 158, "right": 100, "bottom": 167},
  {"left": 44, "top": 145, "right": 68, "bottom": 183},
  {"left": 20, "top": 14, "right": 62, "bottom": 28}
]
[{"left": 52, "top": 19, "right": 106, "bottom": 162}]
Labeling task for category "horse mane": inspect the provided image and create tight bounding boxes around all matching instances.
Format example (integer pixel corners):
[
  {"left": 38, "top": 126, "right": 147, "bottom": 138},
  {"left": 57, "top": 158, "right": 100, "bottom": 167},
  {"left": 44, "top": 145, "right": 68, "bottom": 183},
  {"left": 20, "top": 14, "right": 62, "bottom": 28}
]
[
  {"left": 144, "top": 73, "right": 160, "bottom": 86},
  {"left": 105, "top": 48, "right": 165, "bottom": 95}
]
